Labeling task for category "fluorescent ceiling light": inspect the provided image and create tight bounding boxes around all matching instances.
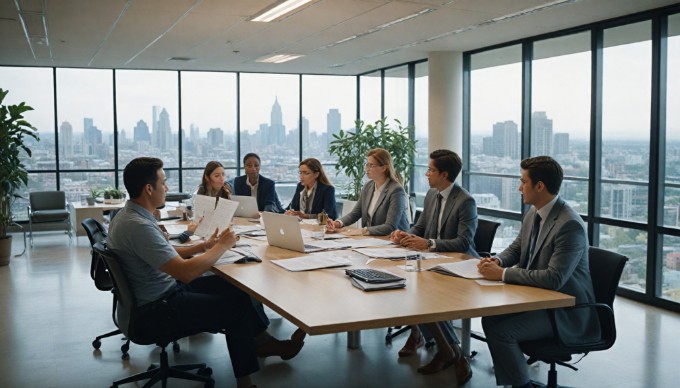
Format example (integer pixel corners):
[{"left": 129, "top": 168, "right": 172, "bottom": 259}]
[
  {"left": 256, "top": 54, "right": 304, "bottom": 63},
  {"left": 251, "top": 0, "right": 313, "bottom": 22}
]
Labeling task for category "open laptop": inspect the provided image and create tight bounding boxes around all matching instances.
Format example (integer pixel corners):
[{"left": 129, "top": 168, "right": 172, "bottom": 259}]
[
  {"left": 232, "top": 195, "right": 260, "bottom": 218},
  {"left": 261, "top": 212, "right": 347, "bottom": 253}
]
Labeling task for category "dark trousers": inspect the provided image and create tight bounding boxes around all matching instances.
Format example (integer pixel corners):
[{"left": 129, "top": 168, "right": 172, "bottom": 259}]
[{"left": 135, "top": 276, "right": 266, "bottom": 378}]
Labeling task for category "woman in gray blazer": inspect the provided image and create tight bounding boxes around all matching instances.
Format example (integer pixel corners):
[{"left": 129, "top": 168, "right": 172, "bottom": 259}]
[{"left": 327, "top": 148, "right": 409, "bottom": 236}]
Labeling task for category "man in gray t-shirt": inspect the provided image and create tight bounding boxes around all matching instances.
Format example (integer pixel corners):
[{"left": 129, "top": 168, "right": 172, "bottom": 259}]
[{"left": 107, "top": 157, "right": 304, "bottom": 387}]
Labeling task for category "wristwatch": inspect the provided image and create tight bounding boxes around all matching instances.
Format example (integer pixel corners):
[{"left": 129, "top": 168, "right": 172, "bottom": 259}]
[{"left": 427, "top": 239, "right": 435, "bottom": 250}]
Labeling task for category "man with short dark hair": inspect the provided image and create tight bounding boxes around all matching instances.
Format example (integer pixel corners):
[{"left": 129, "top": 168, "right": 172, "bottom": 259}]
[
  {"left": 390, "top": 149, "right": 477, "bottom": 385},
  {"left": 107, "top": 157, "right": 303, "bottom": 388},
  {"left": 478, "top": 156, "right": 600, "bottom": 388}
]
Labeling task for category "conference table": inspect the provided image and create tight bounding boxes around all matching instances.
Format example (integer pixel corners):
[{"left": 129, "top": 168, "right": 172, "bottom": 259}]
[{"left": 209, "top": 219, "right": 575, "bottom": 354}]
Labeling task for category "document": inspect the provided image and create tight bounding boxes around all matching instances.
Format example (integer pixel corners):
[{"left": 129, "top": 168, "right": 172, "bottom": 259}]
[
  {"left": 428, "top": 259, "right": 483, "bottom": 279},
  {"left": 271, "top": 252, "right": 353, "bottom": 271},
  {"left": 192, "top": 194, "right": 216, "bottom": 220},
  {"left": 354, "top": 247, "right": 422, "bottom": 259},
  {"left": 194, "top": 198, "right": 238, "bottom": 238},
  {"left": 336, "top": 237, "right": 394, "bottom": 248}
]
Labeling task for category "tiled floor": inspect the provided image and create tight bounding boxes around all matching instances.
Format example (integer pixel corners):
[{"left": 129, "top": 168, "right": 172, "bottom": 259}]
[{"left": 1, "top": 233, "right": 678, "bottom": 387}]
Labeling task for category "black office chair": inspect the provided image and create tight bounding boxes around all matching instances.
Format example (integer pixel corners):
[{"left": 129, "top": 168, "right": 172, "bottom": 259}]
[
  {"left": 518, "top": 246, "right": 628, "bottom": 388},
  {"left": 82, "top": 218, "right": 131, "bottom": 359},
  {"left": 474, "top": 219, "right": 501, "bottom": 257},
  {"left": 27, "top": 190, "right": 72, "bottom": 246},
  {"left": 93, "top": 242, "right": 214, "bottom": 388}
]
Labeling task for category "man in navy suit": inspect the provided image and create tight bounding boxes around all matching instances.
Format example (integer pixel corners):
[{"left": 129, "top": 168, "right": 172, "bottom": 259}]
[
  {"left": 478, "top": 156, "right": 600, "bottom": 388},
  {"left": 232, "top": 153, "right": 284, "bottom": 213}
]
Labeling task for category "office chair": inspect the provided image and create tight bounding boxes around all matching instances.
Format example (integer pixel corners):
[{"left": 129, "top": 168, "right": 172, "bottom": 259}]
[
  {"left": 473, "top": 219, "right": 500, "bottom": 257},
  {"left": 518, "top": 246, "right": 628, "bottom": 388},
  {"left": 93, "top": 242, "right": 214, "bottom": 388},
  {"left": 82, "top": 218, "right": 131, "bottom": 359},
  {"left": 27, "top": 191, "right": 72, "bottom": 246}
]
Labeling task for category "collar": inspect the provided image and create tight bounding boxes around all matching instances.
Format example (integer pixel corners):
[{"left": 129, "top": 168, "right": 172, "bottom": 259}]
[
  {"left": 246, "top": 175, "right": 259, "bottom": 188},
  {"left": 374, "top": 178, "right": 390, "bottom": 193},
  {"left": 438, "top": 182, "right": 455, "bottom": 199},
  {"left": 126, "top": 200, "right": 157, "bottom": 223},
  {"left": 536, "top": 195, "right": 559, "bottom": 221}
]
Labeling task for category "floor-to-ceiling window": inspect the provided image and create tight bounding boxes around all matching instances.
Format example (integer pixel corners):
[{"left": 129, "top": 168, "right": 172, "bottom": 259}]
[
  {"left": 56, "top": 68, "right": 115, "bottom": 204},
  {"left": 413, "top": 62, "right": 429, "bottom": 195},
  {"left": 239, "top": 73, "right": 300, "bottom": 205},
  {"left": 116, "top": 70, "right": 180, "bottom": 191},
  {"left": 599, "top": 21, "right": 652, "bottom": 293},
  {"left": 661, "top": 12, "right": 680, "bottom": 303},
  {"left": 359, "top": 71, "right": 381, "bottom": 124},
  {"left": 180, "top": 71, "right": 237, "bottom": 192},
  {"left": 531, "top": 31, "right": 591, "bottom": 215},
  {"left": 468, "top": 45, "right": 523, "bottom": 249}
]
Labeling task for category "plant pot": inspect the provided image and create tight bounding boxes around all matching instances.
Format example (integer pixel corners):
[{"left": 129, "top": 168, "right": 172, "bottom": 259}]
[
  {"left": 86, "top": 197, "right": 96, "bottom": 206},
  {"left": 104, "top": 198, "right": 124, "bottom": 204},
  {"left": 0, "top": 235, "right": 12, "bottom": 266}
]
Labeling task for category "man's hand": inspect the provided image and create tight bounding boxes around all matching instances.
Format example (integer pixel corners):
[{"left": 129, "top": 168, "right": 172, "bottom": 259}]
[
  {"left": 477, "top": 257, "right": 504, "bottom": 281},
  {"left": 400, "top": 234, "right": 429, "bottom": 250},
  {"left": 285, "top": 209, "right": 308, "bottom": 219},
  {"left": 390, "top": 230, "right": 408, "bottom": 244},
  {"left": 202, "top": 228, "right": 219, "bottom": 251}
]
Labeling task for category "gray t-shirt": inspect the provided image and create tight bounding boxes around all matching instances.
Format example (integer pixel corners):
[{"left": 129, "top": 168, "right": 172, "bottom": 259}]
[{"left": 107, "top": 201, "right": 179, "bottom": 306}]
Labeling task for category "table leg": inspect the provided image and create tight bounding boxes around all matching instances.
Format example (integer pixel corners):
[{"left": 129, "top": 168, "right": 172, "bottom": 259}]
[
  {"left": 347, "top": 331, "right": 361, "bottom": 349},
  {"left": 461, "top": 318, "right": 471, "bottom": 357},
  {"left": 11, "top": 222, "right": 26, "bottom": 257}
]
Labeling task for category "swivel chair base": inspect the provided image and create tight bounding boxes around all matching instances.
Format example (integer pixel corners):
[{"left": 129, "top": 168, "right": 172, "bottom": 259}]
[{"left": 111, "top": 345, "right": 214, "bottom": 388}]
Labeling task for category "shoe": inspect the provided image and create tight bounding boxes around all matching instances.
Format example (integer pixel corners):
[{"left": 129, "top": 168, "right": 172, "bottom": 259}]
[
  {"left": 417, "top": 352, "right": 456, "bottom": 375},
  {"left": 454, "top": 353, "right": 472, "bottom": 386},
  {"left": 256, "top": 338, "right": 304, "bottom": 360},
  {"left": 398, "top": 334, "right": 425, "bottom": 357},
  {"left": 291, "top": 328, "right": 306, "bottom": 344}
]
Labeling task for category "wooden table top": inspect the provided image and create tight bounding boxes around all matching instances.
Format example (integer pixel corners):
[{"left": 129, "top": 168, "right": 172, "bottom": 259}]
[{"left": 212, "top": 220, "right": 574, "bottom": 336}]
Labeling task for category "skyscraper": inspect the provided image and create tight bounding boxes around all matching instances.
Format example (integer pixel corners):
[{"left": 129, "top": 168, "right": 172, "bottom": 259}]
[
  {"left": 327, "top": 108, "right": 341, "bottom": 148},
  {"left": 492, "top": 120, "right": 519, "bottom": 158},
  {"left": 59, "top": 121, "right": 73, "bottom": 158},
  {"left": 553, "top": 132, "right": 570, "bottom": 155},
  {"left": 207, "top": 127, "right": 224, "bottom": 146},
  {"left": 157, "top": 108, "right": 172, "bottom": 151},
  {"left": 83, "top": 117, "right": 102, "bottom": 155},
  {"left": 134, "top": 120, "right": 150, "bottom": 143},
  {"left": 531, "top": 111, "right": 553, "bottom": 156},
  {"left": 152, "top": 105, "right": 160, "bottom": 148},
  {"left": 270, "top": 97, "right": 286, "bottom": 145}
]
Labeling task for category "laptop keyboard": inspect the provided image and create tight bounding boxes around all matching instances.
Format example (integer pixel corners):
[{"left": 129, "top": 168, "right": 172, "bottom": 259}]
[{"left": 345, "top": 269, "right": 405, "bottom": 283}]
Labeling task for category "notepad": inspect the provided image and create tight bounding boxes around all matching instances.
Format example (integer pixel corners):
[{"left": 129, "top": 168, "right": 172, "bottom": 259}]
[{"left": 428, "top": 259, "right": 483, "bottom": 279}]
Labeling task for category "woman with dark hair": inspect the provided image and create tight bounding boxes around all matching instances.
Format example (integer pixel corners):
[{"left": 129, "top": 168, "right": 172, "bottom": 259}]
[
  {"left": 196, "top": 161, "right": 233, "bottom": 199},
  {"left": 327, "top": 148, "right": 409, "bottom": 236},
  {"left": 285, "top": 158, "right": 337, "bottom": 220}
]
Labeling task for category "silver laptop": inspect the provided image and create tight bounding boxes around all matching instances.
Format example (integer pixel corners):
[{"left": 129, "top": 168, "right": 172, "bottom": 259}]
[
  {"left": 261, "top": 212, "right": 326, "bottom": 253},
  {"left": 232, "top": 195, "right": 260, "bottom": 218}
]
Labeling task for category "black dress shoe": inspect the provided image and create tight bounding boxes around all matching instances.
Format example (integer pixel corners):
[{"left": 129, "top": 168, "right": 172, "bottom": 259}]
[
  {"left": 256, "top": 338, "right": 304, "bottom": 360},
  {"left": 417, "top": 352, "right": 456, "bottom": 374},
  {"left": 398, "top": 334, "right": 425, "bottom": 357}
]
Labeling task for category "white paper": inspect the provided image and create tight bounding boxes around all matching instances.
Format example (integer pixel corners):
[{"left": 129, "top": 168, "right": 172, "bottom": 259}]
[
  {"left": 192, "top": 194, "right": 216, "bottom": 221},
  {"left": 428, "top": 259, "right": 483, "bottom": 279},
  {"left": 271, "top": 253, "right": 352, "bottom": 271},
  {"left": 336, "top": 237, "right": 394, "bottom": 248},
  {"left": 354, "top": 247, "right": 422, "bottom": 259},
  {"left": 194, "top": 198, "right": 239, "bottom": 238},
  {"left": 475, "top": 279, "right": 504, "bottom": 286}
]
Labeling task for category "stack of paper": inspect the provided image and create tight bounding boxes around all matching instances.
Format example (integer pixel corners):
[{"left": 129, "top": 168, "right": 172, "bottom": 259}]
[{"left": 428, "top": 259, "right": 483, "bottom": 279}]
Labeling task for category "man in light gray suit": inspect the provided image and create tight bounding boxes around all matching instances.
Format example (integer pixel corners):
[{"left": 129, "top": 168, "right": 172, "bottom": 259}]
[
  {"left": 391, "top": 149, "right": 477, "bottom": 385},
  {"left": 477, "top": 156, "right": 600, "bottom": 388}
]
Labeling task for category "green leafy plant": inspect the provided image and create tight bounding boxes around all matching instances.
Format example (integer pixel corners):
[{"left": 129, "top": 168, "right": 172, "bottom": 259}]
[
  {"left": 329, "top": 118, "right": 417, "bottom": 201},
  {"left": 104, "top": 188, "right": 124, "bottom": 200},
  {"left": 89, "top": 187, "right": 101, "bottom": 198},
  {"left": 0, "top": 88, "right": 39, "bottom": 239}
]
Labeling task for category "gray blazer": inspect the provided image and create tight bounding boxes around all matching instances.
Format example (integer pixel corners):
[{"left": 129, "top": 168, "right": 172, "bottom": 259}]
[
  {"left": 339, "top": 179, "right": 409, "bottom": 236},
  {"left": 498, "top": 198, "right": 600, "bottom": 344},
  {"left": 409, "top": 184, "right": 477, "bottom": 256}
]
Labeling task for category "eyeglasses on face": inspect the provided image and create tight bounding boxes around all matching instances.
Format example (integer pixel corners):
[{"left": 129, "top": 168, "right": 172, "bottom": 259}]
[
  {"left": 426, "top": 167, "right": 439, "bottom": 174},
  {"left": 365, "top": 162, "right": 382, "bottom": 169},
  {"left": 298, "top": 170, "right": 314, "bottom": 176}
]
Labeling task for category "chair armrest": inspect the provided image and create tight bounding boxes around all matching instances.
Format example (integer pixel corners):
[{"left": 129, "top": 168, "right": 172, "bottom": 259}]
[{"left": 549, "top": 302, "right": 615, "bottom": 351}]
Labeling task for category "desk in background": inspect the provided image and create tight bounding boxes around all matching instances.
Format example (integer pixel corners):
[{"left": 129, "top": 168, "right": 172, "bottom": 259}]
[{"left": 69, "top": 202, "right": 125, "bottom": 237}]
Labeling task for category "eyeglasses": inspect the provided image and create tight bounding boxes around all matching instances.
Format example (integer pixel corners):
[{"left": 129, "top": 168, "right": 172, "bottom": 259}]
[
  {"left": 298, "top": 170, "right": 314, "bottom": 176},
  {"left": 365, "top": 162, "right": 382, "bottom": 169},
  {"left": 426, "top": 168, "right": 438, "bottom": 174}
]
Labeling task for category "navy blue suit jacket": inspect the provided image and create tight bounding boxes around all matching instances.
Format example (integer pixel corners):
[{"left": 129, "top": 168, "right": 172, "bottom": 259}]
[
  {"left": 287, "top": 182, "right": 337, "bottom": 220},
  {"left": 232, "top": 174, "right": 284, "bottom": 213}
]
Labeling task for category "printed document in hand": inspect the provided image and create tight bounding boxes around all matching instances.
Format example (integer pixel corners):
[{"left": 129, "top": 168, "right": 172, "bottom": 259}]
[
  {"left": 194, "top": 198, "right": 238, "bottom": 238},
  {"left": 271, "top": 251, "right": 354, "bottom": 271},
  {"left": 428, "top": 259, "right": 483, "bottom": 279},
  {"left": 192, "top": 194, "right": 217, "bottom": 221}
]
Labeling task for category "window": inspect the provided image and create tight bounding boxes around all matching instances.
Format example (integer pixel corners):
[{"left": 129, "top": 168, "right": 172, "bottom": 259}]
[
  {"left": 239, "top": 73, "right": 299, "bottom": 205},
  {"left": 116, "top": 70, "right": 180, "bottom": 171},
  {"left": 180, "top": 72, "right": 237, "bottom": 192},
  {"left": 359, "top": 71, "right": 381, "bottom": 123},
  {"left": 301, "top": 74, "right": 356, "bottom": 196},
  {"left": 384, "top": 66, "right": 409, "bottom": 124},
  {"left": 413, "top": 62, "right": 429, "bottom": 194},
  {"left": 532, "top": 32, "right": 591, "bottom": 215},
  {"left": 469, "top": 45, "right": 523, "bottom": 214},
  {"left": 56, "top": 68, "right": 115, "bottom": 203},
  {"left": 664, "top": 13, "right": 680, "bottom": 229}
]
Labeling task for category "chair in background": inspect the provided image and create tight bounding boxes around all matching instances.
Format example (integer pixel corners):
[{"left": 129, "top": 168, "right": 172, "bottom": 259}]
[
  {"left": 82, "top": 218, "right": 131, "bottom": 359},
  {"left": 474, "top": 218, "right": 501, "bottom": 257},
  {"left": 93, "top": 242, "right": 214, "bottom": 388},
  {"left": 27, "top": 191, "right": 72, "bottom": 246},
  {"left": 519, "top": 246, "right": 628, "bottom": 388}
]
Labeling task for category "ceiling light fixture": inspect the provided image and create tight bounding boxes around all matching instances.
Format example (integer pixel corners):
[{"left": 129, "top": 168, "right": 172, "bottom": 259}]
[
  {"left": 256, "top": 53, "right": 304, "bottom": 63},
  {"left": 251, "top": 0, "right": 313, "bottom": 22}
]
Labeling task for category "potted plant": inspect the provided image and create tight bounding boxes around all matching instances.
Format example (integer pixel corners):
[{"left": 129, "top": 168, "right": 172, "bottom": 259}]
[
  {"left": 329, "top": 117, "right": 417, "bottom": 201},
  {"left": 103, "top": 187, "right": 125, "bottom": 204},
  {"left": 0, "top": 88, "right": 40, "bottom": 265},
  {"left": 86, "top": 187, "right": 101, "bottom": 206}
]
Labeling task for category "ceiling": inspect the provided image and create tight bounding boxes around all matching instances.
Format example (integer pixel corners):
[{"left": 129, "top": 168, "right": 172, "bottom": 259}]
[{"left": 0, "top": 0, "right": 678, "bottom": 76}]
